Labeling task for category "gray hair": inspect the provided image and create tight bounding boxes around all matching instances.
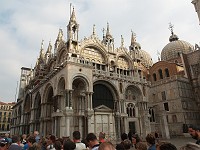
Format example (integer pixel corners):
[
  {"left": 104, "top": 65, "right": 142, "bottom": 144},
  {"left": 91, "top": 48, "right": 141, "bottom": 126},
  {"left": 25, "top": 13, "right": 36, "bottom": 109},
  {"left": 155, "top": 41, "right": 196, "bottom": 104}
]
[{"left": 180, "top": 142, "right": 200, "bottom": 150}]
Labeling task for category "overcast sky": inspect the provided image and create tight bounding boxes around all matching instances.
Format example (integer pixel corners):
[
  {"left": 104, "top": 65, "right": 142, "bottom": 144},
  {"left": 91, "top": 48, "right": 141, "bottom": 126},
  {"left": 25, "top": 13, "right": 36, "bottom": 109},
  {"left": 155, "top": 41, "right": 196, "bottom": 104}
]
[{"left": 0, "top": 0, "right": 199, "bottom": 103}]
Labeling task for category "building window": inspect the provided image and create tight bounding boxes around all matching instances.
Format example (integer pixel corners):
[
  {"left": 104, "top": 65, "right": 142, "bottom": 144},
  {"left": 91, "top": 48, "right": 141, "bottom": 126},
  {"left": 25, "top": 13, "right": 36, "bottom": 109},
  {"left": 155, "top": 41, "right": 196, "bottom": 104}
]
[
  {"left": 161, "top": 91, "right": 166, "bottom": 101},
  {"left": 126, "top": 103, "right": 135, "bottom": 117},
  {"left": 158, "top": 69, "right": 163, "bottom": 79},
  {"left": 164, "top": 102, "right": 169, "bottom": 111},
  {"left": 153, "top": 73, "right": 157, "bottom": 81},
  {"left": 149, "top": 108, "right": 155, "bottom": 122},
  {"left": 165, "top": 68, "right": 170, "bottom": 77},
  {"left": 4, "top": 112, "right": 6, "bottom": 116}
]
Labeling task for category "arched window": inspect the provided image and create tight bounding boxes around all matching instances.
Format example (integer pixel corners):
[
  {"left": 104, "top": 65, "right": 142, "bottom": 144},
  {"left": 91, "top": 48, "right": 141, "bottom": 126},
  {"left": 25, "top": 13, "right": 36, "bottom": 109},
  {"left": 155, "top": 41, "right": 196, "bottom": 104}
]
[
  {"left": 165, "top": 68, "right": 170, "bottom": 77},
  {"left": 158, "top": 69, "right": 163, "bottom": 79},
  {"left": 153, "top": 73, "right": 157, "bottom": 81},
  {"left": 126, "top": 103, "right": 135, "bottom": 117}
]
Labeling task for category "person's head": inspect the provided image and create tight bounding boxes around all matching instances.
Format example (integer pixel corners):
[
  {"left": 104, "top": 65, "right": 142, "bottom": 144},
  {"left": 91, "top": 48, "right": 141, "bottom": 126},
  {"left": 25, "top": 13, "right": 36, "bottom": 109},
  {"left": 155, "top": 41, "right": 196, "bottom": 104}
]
[
  {"left": 132, "top": 134, "right": 141, "bottom": 145},
  {"left": 86, "top": 133, "right": 99, "bottom": 148},
  {"left": 180, "top": 142, "right": 200, "bottom": 150},
  {"left": 34, "top": 131, "right": 39, "bottom": 137},
  {"left": 54, "top": 140, "right": 62, "bottom": 150},
  {"left": 121, "top": 133, "right": 128, "bottom": 141},
  {"left": 63, "top": 139, "right": 76, "bottom": 150},
  {"left": 49, "top": 135, "right": 56, "bottom": 144},
  {"left": 73, "top": 131, "right": 81, "bottom": 140},
  {"left": 0, "top": 139, "right": 8, "bottom": 150},
  {"left": 145, "top": 134, "right": 155, "bottom": 145},
  {"left": 159, "top": 143, "right": 177, "bottom": 150},
  {"left": 122, "top": 139, "right": 132, "bottom": 150},
  {"left": 22, "top": 134, "right": 27, "bottom": 140},
  {"left": 27, "top": 136, "right": 36, "bottom": 147},
  {"left": 11, "top": 135, "right": 20, "bottom": 143},
  {"left": 99, "top": 142, "right": 115, "bottom": 150},
  {"left": 99, "top": 132, "right": 106, "bottom": 140},
  {"left": 188, "top": 125, "right": 200, "bottom": 140},
  {"left": 136, "top": 142, "right": 147, "bottom": 150}
]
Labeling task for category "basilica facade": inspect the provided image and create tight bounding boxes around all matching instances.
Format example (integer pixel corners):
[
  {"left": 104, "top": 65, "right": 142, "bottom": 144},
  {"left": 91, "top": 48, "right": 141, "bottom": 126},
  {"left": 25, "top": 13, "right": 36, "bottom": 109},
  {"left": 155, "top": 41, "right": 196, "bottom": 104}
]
[{"left": 10, "top": 7, "right": 200, "bottom": 140}]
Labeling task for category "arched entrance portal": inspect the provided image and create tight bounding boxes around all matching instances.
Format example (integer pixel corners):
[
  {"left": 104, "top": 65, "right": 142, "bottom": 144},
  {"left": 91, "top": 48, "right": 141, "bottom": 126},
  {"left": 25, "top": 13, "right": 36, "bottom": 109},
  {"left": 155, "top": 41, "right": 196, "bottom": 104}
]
[
  {"left": 72, "top": 77, "right": 88, "bottom": 138},
  {"left": 92, "top": 82, "right": 117, "bottom": 140}
]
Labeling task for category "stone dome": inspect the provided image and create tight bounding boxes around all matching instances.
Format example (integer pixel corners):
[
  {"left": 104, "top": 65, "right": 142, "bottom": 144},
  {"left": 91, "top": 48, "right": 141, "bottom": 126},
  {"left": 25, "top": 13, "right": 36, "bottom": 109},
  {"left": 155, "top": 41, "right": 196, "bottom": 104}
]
[
  {"left": 140, "top": 49, "right": 153, "bottom": 68},
  {"left": 161, "top": 32, "right": 194, "bottom": 61}
]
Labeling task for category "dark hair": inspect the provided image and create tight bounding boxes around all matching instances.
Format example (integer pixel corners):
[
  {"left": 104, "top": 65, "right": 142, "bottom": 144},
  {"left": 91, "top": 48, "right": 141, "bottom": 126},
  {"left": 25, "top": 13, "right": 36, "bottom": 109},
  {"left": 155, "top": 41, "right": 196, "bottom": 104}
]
[
  {"left": 121, "top": 133, "right": 128, "bottom": 141},
  {"left": 12, "top": 135, "right": 20, "bottom": 143},
  {"left": 132, "top": 134, "right": 141, "bottom": 143},
  {"left": 86, "top": 133, "right": 97, "bottom": 142},
  {"left": 123, "top": 139, "right": 132, "bottom": 149},
  {"left": 188, "top": 125, "right": 200, "bottom": 131},
  {"left": 49, "top": 135, "right": 56, "bottom": 143},
  {"left": 146, "top": 134, "right": 155, "bottom": 145},
  {"left": 27, "top": 136, "right": 36, "bottom": 144},
  {"left": 73, "top": 131, "right": 81, "bottom": 140},
  {"left": 159, "top": 143, "right": 177, "bottom": 150},
  {"left": 63, "top": 139, "right": 76, "bottom": 150},
  {"left": 54, "top": 140, "right": 62, "bottom": 150}
]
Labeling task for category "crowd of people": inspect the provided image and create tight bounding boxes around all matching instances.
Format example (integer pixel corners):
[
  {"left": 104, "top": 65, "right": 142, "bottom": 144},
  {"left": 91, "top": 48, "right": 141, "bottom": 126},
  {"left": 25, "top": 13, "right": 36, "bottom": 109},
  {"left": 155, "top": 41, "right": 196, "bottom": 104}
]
[{"left": 0, "top": 126, "right": 200, "bottom": 150}]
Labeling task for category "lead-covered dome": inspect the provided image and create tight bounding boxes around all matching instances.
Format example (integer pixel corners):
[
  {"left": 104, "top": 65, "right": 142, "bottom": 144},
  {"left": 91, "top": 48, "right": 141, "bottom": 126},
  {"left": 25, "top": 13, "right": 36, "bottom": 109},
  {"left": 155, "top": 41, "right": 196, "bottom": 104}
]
[
  {"left": 140, "top": 49, "right": 153, "bottom": 68},
  {"left": 161, "top": 32, "right": 194, "bottom": 61}
]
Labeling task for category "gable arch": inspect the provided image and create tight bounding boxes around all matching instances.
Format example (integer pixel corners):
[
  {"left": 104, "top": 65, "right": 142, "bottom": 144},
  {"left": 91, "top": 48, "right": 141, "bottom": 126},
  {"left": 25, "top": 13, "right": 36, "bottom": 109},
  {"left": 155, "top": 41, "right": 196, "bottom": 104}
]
[
  {"left": 124, "top": 85, "right": 143, "bottom": 101},
  {"left": 80, "top": 44, "right": 108, "bottom": 64},
  {"left": 116, "top": 54, "right": 132, "bottom": 70}
]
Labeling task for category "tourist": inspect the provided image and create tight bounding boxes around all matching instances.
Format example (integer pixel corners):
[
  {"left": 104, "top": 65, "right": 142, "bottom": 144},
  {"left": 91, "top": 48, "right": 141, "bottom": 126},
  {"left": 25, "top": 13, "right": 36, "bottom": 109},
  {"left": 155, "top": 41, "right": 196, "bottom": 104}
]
[
  {"left": 188, "top": 125, "right": 200, "bottom": 144},
  {"left": 116, "top": 133, "right": 128, "bottom": 150},
  {"left": 73, "top": 131, "right": 86, "bottom": 150},
  {"left": 63, "top": 139, "right": 76, "bottom": 150},
  {"left": 8, "top": 135, "right": 22, "bottom": 150},
  {"left": 33, "top": 131, "right": 40, "bottom": 143},
  {"left": 0, "top": 138, "right": 9, "bottom": 150},
  {"left": 27, "top": 136, "right": 41, "bottom": 150},
  {"left": 158, "top": 143, "right": 177, "bottom": 150},
  {"left": 132, "top": 134, "right": 141, "bottom": 148},
  {"left": 136, "top": 142, "right": 147, "bottom": 150},
  {"left": 46, "top": 135, "right": 56, "bottom": 150},
  {"left": 180, "top": 142, "right": 200, "bottom": 150},
  {"left": 98, "top": 142, "right": 115, "bottom": 150},
  {"left": 86, "top": 133, "right": 100, "bottom": 150},
  {"left": 146, "top": 134, "right": 156, "bottom": 150},
  {"left": 99, "top": 132, "right": 106, "bottom": 144}
]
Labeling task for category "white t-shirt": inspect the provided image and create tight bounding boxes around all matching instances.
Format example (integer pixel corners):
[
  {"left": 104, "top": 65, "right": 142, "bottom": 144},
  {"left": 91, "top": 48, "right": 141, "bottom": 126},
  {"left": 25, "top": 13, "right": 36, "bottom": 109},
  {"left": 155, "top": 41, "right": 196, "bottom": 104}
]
[{"left": 75, "top": 142, "right": 86, "bottom": 150}]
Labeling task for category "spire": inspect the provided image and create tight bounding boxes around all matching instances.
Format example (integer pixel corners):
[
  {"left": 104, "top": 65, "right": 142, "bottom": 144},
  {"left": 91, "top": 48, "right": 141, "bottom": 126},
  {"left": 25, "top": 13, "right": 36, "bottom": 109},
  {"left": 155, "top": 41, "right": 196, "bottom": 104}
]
[
  {"left": 92, "top": 24, "right": 96, "bottom": 35},
  {"left": 70, "top": 6, "right": 77, "bottom": 23},
  {"left": 47, "top": 41, "right": 52, "bottom": 53},
  {"left": 168, "top": 23, "right": 179, "bottom": 42},
  {"left": 40, "top": 40, "right": 45, "bottom": 59},
  {"left": 57, "top": 28, "right": 63, "bottom": 41},
  {"left": 121, "top": 35, "right": 124, "bottom": 47},
  {"left": 131, "top": 30, "right": 136, "bottom": 46},
  {"left": 106, "top": 22, "right": 112, "bottom": 38}
]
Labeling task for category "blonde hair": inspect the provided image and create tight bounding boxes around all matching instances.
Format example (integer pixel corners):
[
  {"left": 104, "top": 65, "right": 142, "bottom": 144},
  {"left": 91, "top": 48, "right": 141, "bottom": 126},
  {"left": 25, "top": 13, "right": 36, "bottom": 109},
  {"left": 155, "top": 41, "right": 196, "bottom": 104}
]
[{"left": 136, "top": 142, "right": 147, "bottom": 150}]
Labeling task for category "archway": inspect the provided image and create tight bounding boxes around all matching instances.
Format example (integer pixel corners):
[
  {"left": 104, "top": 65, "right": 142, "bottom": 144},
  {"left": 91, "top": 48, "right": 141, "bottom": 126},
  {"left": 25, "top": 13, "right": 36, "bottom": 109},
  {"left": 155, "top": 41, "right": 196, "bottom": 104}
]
[
  {"left": 92, "top": 81, "right": 118, "bottom": 140},
  {"left": 34, "top": 92, "right": 41, "bottom": 131},
  {"left": 72, "top": 77, "right": 88, "bottom": 138}
]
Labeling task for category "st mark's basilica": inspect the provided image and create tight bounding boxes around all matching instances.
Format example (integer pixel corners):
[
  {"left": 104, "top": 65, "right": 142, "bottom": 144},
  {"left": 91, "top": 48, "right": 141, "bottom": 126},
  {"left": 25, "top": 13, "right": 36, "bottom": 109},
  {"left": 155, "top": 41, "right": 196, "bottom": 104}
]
[{"left": 10, "top": 6, "right": 200, "bottom": 140}]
